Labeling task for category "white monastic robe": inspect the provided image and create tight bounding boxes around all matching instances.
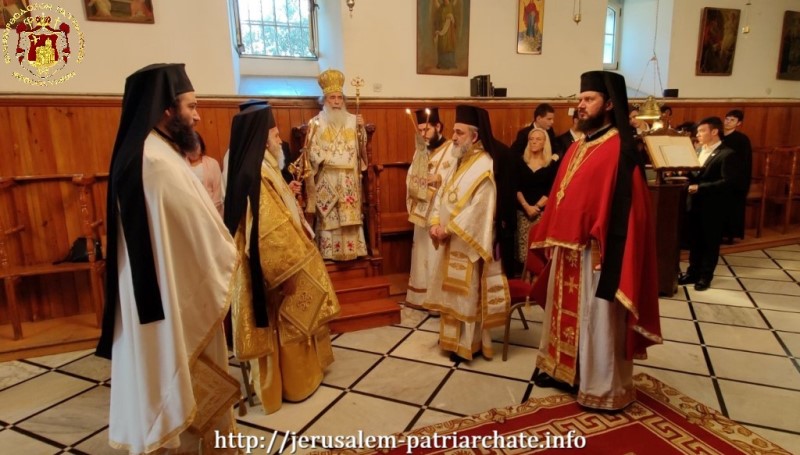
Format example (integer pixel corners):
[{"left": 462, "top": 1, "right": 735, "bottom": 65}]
[
  {"left": 306, "top": 112, "right": 368, "bottom": 260},
  {"left": 424, "top": 144, "right": 510, "bottom": 360},
  {"left": 406, "top": 139, "right": 457, "bottom": 307},
  {"left": 109, "top": 132, "right": 239, "bottom": 454}
]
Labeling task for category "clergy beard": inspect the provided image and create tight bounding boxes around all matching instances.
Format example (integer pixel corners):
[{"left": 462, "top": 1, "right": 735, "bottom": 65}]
[
  {"left": 426, "top": 132, "right": 441, "bottom": 149},
  {"left": 322, "top": 104, "right": 348, "bottom": 129},
  {"left": 166, "top": 114, "right": 198, "bottom": 152},
  {"left": 577, "top": 111, "right": 608, "bottom": 134},
  {"left": 267, "top": 141, "right": 285, "bottom": 170},
  {"left": 451, "top": 142, "right": 470, "bottom": 159}
]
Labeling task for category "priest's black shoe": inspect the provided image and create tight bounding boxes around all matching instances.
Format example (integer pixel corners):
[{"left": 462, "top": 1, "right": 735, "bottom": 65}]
[
  {"left": 533, "top": 372, "right": 578, "bottom": 394},
  {"left": 694, "top": 278, "right": 710, "bottom": 291},
  {"left": 677, "top": 273, "right": 698, "bottom": 285}
]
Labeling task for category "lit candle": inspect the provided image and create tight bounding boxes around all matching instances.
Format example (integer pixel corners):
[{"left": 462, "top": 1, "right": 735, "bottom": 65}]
[
  {"left": 425, "top": 108, "right": 431, "bottom": 126},
  {"left": 405, "top": 108, "right": 418, "bottom": 132}
]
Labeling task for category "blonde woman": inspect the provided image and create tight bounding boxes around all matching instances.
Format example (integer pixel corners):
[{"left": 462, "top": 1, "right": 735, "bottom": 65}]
[{"left": 513, "top": 127, "right": 557, "bottom": 270}]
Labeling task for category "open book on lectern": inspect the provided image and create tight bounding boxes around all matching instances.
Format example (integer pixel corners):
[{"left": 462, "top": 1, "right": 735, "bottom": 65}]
[{"left": 643, "top": 135, "right": 702, "bottom": 169}]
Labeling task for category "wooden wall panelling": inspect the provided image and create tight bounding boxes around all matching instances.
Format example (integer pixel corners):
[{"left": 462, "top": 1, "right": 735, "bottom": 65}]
[
  {"left": 0, "top": 107, "right": 13, "bottom": 176},
  {"left": 1, "top": 96, "right": 798, "bottom": 327},
  {"left": 788, "top": 107, "right": 800, "bottom": 146},
  {"left": 381, "top": 235, "right": 413, "bottom": 275},
  {"left": 7, "top": 106, "right": 34, "bottom": 175}
]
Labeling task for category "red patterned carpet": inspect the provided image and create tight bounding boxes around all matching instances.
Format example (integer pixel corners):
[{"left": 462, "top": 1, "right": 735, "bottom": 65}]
[{"left": 313, "top": 373, "right": 789, "bottom": 454}]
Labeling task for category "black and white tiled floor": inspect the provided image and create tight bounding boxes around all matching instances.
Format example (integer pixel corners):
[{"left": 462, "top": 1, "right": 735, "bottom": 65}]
[{"left": 1, "top": 245, "right": 799, "bottom": 454}]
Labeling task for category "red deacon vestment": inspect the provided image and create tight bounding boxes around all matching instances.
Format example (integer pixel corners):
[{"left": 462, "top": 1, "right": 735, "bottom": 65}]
[{"left": 529, "top": 127, "right": 662, "bottom": 410}]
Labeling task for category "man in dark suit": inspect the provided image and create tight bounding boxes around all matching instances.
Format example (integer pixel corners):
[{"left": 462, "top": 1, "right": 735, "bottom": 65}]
[
  {"left": 509, "top": 103, "right": 561, "bottom": 157},
  {"left": 679, "top": 117, "right": 743, "bottom": 291},
  {"left": 554, "top": 110, "right": 583, "bottom": 158},
  {"left": 721, "top": 109, "right": 752, "bottom": 242}
]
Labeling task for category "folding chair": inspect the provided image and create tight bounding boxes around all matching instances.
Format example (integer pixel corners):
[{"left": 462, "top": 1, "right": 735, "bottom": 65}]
[{"left": 502, "top": 225, "right": 547, "bottom": 361}]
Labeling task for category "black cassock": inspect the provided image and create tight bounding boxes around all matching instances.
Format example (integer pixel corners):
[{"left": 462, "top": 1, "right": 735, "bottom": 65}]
[{"left": 722, "top": 130, "right": 752, "bottom": 240}]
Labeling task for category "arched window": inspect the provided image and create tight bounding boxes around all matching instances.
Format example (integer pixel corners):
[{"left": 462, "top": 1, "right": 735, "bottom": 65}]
[{"left": 232, "top": 0, "right": 319, "bottom": 59}]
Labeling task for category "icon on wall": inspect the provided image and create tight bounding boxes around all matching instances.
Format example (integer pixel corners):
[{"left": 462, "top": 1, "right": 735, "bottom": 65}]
[
  {"left": 695, "top": 7, "right": 741, "bottom": 76},
  {"left": 83, "top": 0, "right": 154, "bottom": 24},
  {"left": 416, "top": 0, "right": 471, "bottom": 77},
  {"left": 777, "top": 10, "right": 800, "bottom": 81},
  {"left": 517, "top": 0, "right": 545, "bottom": 55}
]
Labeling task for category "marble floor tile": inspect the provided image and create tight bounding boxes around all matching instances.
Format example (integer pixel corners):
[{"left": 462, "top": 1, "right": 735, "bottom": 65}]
[
  {"left": 725, "top": 250, "right": 770, "bottom": 258},
  {"left": 733, "top": 267, "right": 792, "bottom": 282},
  {"left": 58, "top": 355, "right": 111, "bottom": 383},
  {"left": 714, "top": 264, "right": 735, "bottom": 277},
  {"left": 322, "top": 347, "right": 382, "bottom": 389},
  {"left": 706, "top": 347, "right": 800, "bottom": 389},
  {"left": 527, "top": 386, "right": 569, "bottom": 401},
  {"left": 237, "top": 385, "right": 342, "bottom": 434},
  {"left": 698, "top": 322, "right": 785, "bottom": 355},
  {"left": 0, "top": 361, "right": 48, "bottom": 390},
  {"left": 411, "top": 409, "right": 463, "bottom": 431},
  {"left": 776, "top": 259, "right": 800, "bottom": 271},
  {"left": 458, "top": 342, "right": 538, "bottom": 381},
  {"left": 417, "top": 317, "right": 440, "bottom": 333},
  {"left": 749, "top": 292, "right": 800, "bottom": 312},
  {"left": 769, "top": 244, "right": 800, "bottom": 251},
  {"left": 725, "top": 256, "right": 781, "bottom": 269},
  {"left": 332, "top": 326, "right": 411, "bottom": 354},
  {"left": 660, "top": 318, "right": 700, "bottom": 344},
  {"left": 665, "top": 286, "right": 690, "bottom": 301},
  {"left": 762, "top": 310, "right": 800, "bottom": 333},
  {"left": 635, "top": 340, "right": 709, "bottom": 375},
  {"left": 396, "top": 307, "right": 429, "bottom": 329},
  {"left": 720, "top": 379, "right": 800, "bottom": 433},
  {"left": 732, "top": 266, "right": 792, "bottom": 281},
  {"left": 0, "top": 372, "right": 94, "bottom": 423},
  {"left": 303, "top": 392, "right": 419, "bottom": 441},
  {"left": 776, "top": 331, "right": 800, "bottom": 356},
  {"left": 633, "top": 366, "right": 721, "bottom": 411},
  {"left": 4, "top": 244, "right": 800, "bottom": 455},
  {"left": 27, "top": 349, "right": 94, "bottom": 369},
  {"left": 745, "top": 426, "right": 800, "bottom": 454},
  {"left": 489, "top": 319, "right": 541, "bottom": 349},
  {"left": 73, "top": 428, "right": 127, "bottom": 454},
  {"left": 685, "top": 287, "right": 754, "bottom": 308},
  {"left": 708, "top": 276, "right": 744, "bottom": 291},
  {"left": 512, "top": 304, "right": 545, "bottom": 323},
  {"left": 659, "top": 299, "right": 693, "bottom": 320},
  {"left": 390, "top": 330, "right": 454, "bottom": 367},
  {"left": 16, "top": 386, "right": 109, "bottom": 446},
  {"left": 692, "top": 303, "right": 767, "bottom": 328},
  {"left": 238, "top": 422, "right": 284, "bottom": 454},
  {"left": 429, "top": 369, "right": 528, "bottom": 416},
  {"left": 0, "top": 429, "right": 60, "bottom": 454},
  {"left": 765, "top": 248, "right": 800, "bottom": 260},
  {"left": 353, "top": 357, "right": 450, "bottom": 405}
]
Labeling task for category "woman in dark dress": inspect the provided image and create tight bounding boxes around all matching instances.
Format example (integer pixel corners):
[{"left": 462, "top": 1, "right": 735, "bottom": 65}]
[{"left": 513, "top": 128, "right": 558, "bottom": 271}]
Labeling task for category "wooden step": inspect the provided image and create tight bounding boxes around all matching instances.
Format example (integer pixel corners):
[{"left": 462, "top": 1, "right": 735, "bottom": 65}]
[
  {"left": 332, "top": 276, "right": 391, "bottom": 304},
  {"left": 330, "top": 298, "right": 401, "bottom": 334},
  {"left": 326, "top": 260, "right": 371, "bottom": 280}
]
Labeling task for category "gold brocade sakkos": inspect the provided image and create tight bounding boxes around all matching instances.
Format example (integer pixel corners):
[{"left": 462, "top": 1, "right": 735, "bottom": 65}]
[{"left": 231, "top": 157, "right": 340, "bottom": 414}]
